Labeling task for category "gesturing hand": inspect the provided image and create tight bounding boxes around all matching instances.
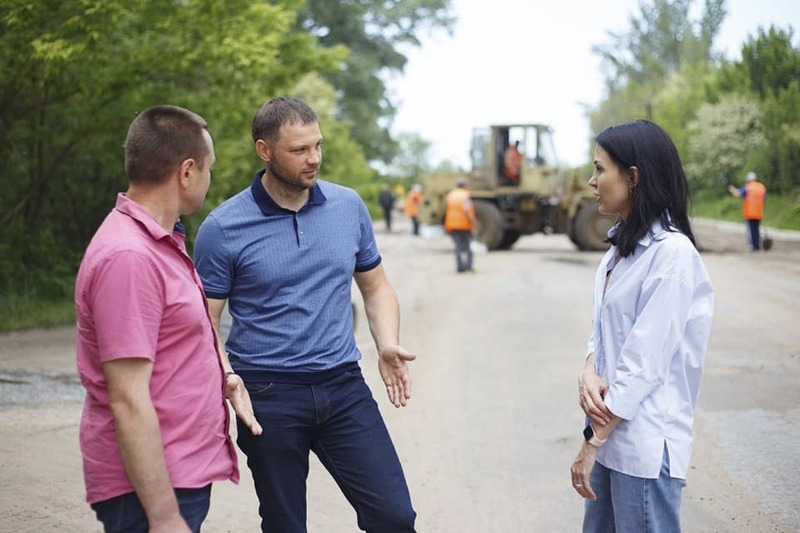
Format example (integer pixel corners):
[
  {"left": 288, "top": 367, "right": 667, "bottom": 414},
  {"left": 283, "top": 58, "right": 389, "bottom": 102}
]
[
  {"left": 226, "top": 374, "right": 263, "bottom": 435},
  {"left": 378, "top": 345, "right": 417, "bottom": 408}
]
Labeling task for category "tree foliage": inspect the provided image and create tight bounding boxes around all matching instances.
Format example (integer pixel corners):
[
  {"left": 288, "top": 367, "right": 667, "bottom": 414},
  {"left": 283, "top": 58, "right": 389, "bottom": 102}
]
[
  {"left": 589, "top": 0, "right": 800, "bottom": 202},
  {"left": 716, "top": 26, "right": 800, "bottom": 99},
  {"left": 592, "top": 0, "right": 726, "bottom": 95},
  {"left": 385, "top": 132, "right": 432, "bottom": 181},
  {"left": 296, "top": 0, "right": 454, "bottom": 163},
  {"left": 0, "top": 0, "right": 453, "bottom": 305},
  {"left": 685, "top": 96, "right": 766, "bottom": 187},
  {"left": 711, "top": 27, "right": 800, "bottom": 193},
  {"left": 590, "top": 0, "right": 726, "bottom": 148}
]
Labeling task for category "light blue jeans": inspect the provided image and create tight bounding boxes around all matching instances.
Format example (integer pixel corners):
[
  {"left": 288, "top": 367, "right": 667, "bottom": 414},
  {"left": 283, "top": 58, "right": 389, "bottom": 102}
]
[{"left": 583, "top": 446, "right": 686, "bottom": 533}]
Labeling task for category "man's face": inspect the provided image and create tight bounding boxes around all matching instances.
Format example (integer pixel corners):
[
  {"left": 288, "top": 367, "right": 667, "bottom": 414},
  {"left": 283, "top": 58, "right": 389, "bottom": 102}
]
[{"left": 265, "top": 121, "right": 322, "bottom": 190}]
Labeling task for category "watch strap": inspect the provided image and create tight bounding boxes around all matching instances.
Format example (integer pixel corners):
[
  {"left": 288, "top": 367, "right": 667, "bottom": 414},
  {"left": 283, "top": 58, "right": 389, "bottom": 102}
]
[{"left": 583, "top": 424, "right": 607, "bottom": 447}]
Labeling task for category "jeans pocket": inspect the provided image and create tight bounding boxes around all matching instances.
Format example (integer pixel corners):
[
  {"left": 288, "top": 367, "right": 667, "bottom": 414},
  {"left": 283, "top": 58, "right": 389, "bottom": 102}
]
[
  {"left": 341, "top": 368, "right": 363, "bottom": 380},
  {"left": 246, "top": 382, "right": 276, "bottom": 396}
]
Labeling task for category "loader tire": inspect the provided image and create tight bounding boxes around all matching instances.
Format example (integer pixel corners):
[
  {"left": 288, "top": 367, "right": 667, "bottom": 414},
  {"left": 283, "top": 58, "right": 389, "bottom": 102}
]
[
  {"left": 473, "top": 200, "right": 505, "bottom": 250},
  {"left": 572, "top": 201, "right": 614, "bottom": 251},
  {"left": 497, "top": 230, "right": 521, "bottom": 250}
]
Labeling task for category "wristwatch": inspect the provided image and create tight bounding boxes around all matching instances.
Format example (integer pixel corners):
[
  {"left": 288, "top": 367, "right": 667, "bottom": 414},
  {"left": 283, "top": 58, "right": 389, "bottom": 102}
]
[{"left": 583, "top": 424, "right": 607, "bottom": 447}]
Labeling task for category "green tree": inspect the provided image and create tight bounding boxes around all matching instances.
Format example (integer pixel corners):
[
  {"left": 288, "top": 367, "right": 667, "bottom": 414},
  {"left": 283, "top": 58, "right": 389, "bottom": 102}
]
[
  {"left": 685, "top": 95, "right": 766, "bottom": 188},
  {"left": 761, "top": 80, "right": 800, "bottom": 192},
  {"left": 0, "top": 0, "right": 341, "bottom": 300},
  {"left": 592, "top": 0, "right": 726, "bottom": 95},
  {"left": 296, "top": 0, "right": 454, "bottom": 163},
  {"left": 589, "top": 0, "right": 726, "bottom": 147},
  {"left": 712, "top": 26, "right": 800, "bottom": 193},
  {"left": 717, "top": 26, "right": 800, "bottom": 99},
  {"left": 385, "top": 132, "right": 432, "bottom": 181}
]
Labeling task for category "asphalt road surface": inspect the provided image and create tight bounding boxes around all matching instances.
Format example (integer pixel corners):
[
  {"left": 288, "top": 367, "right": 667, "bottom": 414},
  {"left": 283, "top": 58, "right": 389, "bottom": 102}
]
[{"left": 1, "top": 217, "right": 798, "bottom": 532}]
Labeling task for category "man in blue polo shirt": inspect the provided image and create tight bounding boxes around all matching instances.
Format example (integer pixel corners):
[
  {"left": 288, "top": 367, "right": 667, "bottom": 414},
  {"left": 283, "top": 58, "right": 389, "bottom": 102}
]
[{"left": 194, "top": 97, "right": 417, "bottom": 532}]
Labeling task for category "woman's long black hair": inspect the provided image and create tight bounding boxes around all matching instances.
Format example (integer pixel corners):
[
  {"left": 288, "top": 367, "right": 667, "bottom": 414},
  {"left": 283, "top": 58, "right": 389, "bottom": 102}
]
[{"left": 595, "top": 120, "right": 696, "bottom": 257}]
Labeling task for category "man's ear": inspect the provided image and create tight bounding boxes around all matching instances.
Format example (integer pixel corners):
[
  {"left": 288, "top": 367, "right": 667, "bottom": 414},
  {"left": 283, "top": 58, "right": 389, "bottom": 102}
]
[
  {"left": 255, "top": 139, "right": 271, "bottom": 163},
  {"left": 177, "top": 158, "right": 195, "bottom": 189}
]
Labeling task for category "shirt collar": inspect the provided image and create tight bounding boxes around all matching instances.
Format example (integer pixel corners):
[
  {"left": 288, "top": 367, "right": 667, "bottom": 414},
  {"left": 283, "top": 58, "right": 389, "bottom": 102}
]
[
  {"left": 114, "top": 193, "right": 185, "bottom": 241},
  {"left": 249, "top": 169, "right": 327, "bottom": 216},
  {"left": 639, "top": 215, "right": 672, "bottom": 246},
  {"left": 607, "top": 213, "right": 674, "bottom": 249}
]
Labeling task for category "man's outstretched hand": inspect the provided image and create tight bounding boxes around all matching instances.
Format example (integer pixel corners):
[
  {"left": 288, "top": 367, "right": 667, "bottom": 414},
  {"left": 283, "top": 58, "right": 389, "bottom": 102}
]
[
  {"left": 378, "top": 345, "right": 416, "bottom": 408},
  {"left": 226, "top": 375, "right": 263, "bottom": 435}
]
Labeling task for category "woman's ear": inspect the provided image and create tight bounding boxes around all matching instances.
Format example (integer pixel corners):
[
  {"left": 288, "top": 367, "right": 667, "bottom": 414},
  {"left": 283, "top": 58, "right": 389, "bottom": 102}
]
[{"left": 628, "top": 166, "right": 639, "bottom": 189}]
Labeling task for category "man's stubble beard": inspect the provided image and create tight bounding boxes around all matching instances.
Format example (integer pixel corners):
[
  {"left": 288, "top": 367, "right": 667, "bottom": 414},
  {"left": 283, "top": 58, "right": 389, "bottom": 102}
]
[{"left": 267, "top": 158, "right": 318, "bottom": 192}]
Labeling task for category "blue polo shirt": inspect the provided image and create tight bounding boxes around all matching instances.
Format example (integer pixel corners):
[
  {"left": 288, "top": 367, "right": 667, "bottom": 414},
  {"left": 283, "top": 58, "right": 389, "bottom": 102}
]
[{"left": 194, "top": 171, "right": 381, "bottom": 375}]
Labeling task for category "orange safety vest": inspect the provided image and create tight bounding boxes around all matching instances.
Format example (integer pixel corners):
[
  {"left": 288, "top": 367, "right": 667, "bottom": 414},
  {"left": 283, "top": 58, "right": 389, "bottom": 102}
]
[
  {"left": 742, "top": 181, "right": 766, "bottom": 220},
  {"left": 404, "top": 189, "right": 422, "bottom": 217},
  {"left": 504, "top": 146, "right": 521, "bottom": 180},
  {"left": 444, "top": 188, "right": 475, "bottom": 231}
]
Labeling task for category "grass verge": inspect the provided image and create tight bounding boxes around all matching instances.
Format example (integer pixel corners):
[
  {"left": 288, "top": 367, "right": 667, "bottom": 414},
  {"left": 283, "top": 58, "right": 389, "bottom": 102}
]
[
  {"left": 0, "top": 296, "right": 75, "bottom": 333},
  {"left": 692, "top": 190, "right": 800, "bottom": 231}
]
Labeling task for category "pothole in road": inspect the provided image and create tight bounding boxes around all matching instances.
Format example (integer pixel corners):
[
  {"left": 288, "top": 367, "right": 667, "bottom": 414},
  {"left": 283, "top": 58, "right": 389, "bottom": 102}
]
[{"left": 0, "top": 371, "right": 84, "bottom": 405}]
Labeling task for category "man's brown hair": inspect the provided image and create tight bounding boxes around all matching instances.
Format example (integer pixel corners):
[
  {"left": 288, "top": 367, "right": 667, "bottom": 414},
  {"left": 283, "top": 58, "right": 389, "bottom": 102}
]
[
  {"left": 251, "top": 97, "right": 318, "bottom": 144},
  {"left": 124, "top": 105, "right": 209, "bottom": 185}
]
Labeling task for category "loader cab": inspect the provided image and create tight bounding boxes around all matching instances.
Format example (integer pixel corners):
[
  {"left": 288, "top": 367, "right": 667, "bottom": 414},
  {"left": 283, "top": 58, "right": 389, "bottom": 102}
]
[{"left": 470, "top": 124, "right": 557, "bottom": 190}]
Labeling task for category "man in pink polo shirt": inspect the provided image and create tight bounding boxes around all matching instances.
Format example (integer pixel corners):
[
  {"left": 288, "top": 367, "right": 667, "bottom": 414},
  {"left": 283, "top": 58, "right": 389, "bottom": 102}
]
[{"left": 75, "top": 105, "right": 249, "bottom": 532}]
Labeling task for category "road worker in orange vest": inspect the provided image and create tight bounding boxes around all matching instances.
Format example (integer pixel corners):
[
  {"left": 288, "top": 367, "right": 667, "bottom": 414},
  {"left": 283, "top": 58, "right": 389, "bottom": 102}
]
[
  {"left": 728, "top": 171, "right": 767, "bottom": 251},
  {"left": 404, "top": 184, "right": 423, "bottom": 236},
  {"left": 444, "top": 178, "right": 476, "bottom": 273},
  {"left": 503, "top": 141, "right": 522, "bottom": 183}
]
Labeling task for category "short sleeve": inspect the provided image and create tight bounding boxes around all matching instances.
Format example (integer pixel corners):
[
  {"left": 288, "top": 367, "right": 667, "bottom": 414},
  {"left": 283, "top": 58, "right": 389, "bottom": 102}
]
[
  {"left": 355, "top": 196, "right": 382, "bottom": 272},
  {"left": 90, "top": 251, "right": 163, "bottom": 362},
  {"left": 194, "top": 214, "right": 234, "bottom": 299}
]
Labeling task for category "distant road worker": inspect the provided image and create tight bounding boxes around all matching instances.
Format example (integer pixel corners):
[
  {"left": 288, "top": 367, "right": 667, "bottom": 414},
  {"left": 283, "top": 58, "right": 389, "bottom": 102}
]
[
  {"left": 728, "top": 171, "right": 767, "bottom": 251},
  {"left": 503, "top": 141, "right": 521, "bottom": 183},
  {"left": 444, "top": 178, "right": 476, "bottom": 273},
  {"left": 404, "top": 183, "right": 423, "bottom": 236},
  {"left": 378, "top": 184, "right": 396, "bottom": 232}
]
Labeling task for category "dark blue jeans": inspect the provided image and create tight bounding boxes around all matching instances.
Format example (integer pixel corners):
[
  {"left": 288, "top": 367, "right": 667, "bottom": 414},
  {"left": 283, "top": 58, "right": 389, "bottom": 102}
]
[
  {"left": 450, "top": 230, "right": 473, "bottom": 272},
  {"left": 746, "top": 218, "right": 761, "bottom": 250},
  {"left": 91, "top": 484, "right": 211, "bottom": 533},
  {"left": 237, "top": 366, "right": 416, "bottom": 532}
]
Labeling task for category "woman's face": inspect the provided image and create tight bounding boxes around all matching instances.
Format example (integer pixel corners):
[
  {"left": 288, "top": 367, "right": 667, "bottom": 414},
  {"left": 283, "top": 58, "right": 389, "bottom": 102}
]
[{"left": 588, "top": 145, "right": 634, "bottom": 220}]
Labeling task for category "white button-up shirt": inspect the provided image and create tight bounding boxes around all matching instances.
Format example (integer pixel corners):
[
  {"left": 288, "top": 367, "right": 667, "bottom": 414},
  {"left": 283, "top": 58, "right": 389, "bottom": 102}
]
[{"left": 587, "top": 219, "right": 714, "bottom": 479}]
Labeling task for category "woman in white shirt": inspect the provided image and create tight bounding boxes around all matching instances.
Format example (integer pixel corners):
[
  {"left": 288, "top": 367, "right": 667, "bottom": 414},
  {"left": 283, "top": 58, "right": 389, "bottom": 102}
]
[{"left": 570, "top": 120, "right": 714, "bottom": 533}]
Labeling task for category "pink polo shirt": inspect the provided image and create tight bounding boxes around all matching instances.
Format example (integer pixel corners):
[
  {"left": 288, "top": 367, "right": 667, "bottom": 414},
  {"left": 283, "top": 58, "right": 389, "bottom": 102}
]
[{"left": 75, "top": 194, "right": 238, "bottom": 504}]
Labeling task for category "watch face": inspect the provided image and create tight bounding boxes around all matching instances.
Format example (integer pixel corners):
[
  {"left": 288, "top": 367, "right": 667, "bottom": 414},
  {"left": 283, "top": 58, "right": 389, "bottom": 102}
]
[{"left": 583, "top": 425, "right": 594, "bottom": 441}]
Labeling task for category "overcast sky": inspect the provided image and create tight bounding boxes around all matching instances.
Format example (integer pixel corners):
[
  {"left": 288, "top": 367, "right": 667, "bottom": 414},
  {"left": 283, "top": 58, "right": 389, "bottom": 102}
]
[{"left": 387, "top": 0, "right": 800, "bottom": 169}]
